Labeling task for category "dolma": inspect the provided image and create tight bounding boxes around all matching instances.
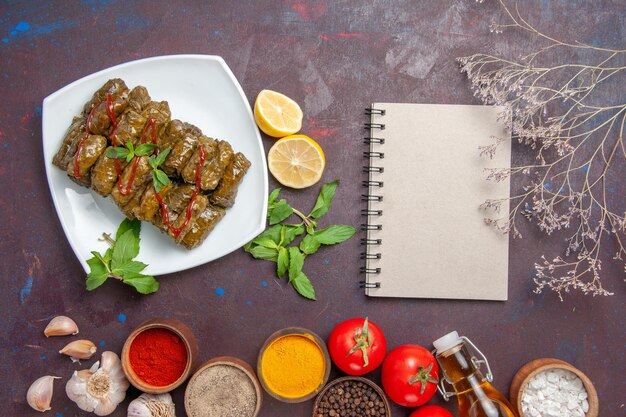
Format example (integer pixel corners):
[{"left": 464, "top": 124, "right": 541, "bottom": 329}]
[
  {"left": 179, "top": 204, "right": 226, "bottom": 249},
  {"left": 168, "top": 194, "right": 209, "bottom": 242},
  {"left": 65, "top": 134, "right": 107, "bottom": 186},
  {"left": 133, "top": 183, "right": 172, "bottom": 222},
  {"left": 82, "top": 78, "right": 128, "bottom": 116},
  {"left": 209, "top": 152, "right": 251, "bottom": 208},
  {"left": 161, "top": 121, "right": 202, "bottom": 176},
  {"left": 53, "top": 116, "right": 85, "bottom": 168},
  {"left": 110, "top": 156, "right": 152, "bottom": 208},
  {"left": 91, "top": 148, "right": 129, "bottom": 197},
  {"left": 180, "top": 136, "right": 218, "bottom": 189}
]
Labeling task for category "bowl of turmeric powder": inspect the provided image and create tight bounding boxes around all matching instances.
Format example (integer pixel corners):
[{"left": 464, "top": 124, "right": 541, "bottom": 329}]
[{"left": 257, "top": 327, "right": 331, "bottom": 403}]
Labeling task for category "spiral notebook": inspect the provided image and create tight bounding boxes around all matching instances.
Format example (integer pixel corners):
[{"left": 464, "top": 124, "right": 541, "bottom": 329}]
[{"left": 361, "top": 103, "right": 510, "bottom": 300}]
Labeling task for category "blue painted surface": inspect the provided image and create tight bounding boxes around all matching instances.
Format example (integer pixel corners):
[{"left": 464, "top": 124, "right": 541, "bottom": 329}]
[
  {"left": 19, "top": 276, "right": 33, "bottom": 303},
  {"left": 246, "top": 300, "right": 252, "bottom": 305},
  {"left": 117, "top": 313, "right": 126, "bottom": 323},
  {"left": 215, "top": 287, "right": 225, "bottom": 296},
  {"left": 99, "top": 341, "right": 105, "bottom": 347},
  {"left": 261, "top": 281, "right": 268, "bottom": 287}
]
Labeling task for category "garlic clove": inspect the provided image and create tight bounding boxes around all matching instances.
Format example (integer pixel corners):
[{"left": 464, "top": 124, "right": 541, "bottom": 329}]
[
  {"left": 44, "top": 315, "right": 79, "bottom": 337},
  {"left": 59, "top": 339, "right": 97, "bottom": 360},
  {"left": 27, "top": 375, "right": 61, "bottom": 412}
]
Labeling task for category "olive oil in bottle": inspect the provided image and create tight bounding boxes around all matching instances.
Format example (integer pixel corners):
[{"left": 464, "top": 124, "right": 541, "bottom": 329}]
[{"left": 433, "top": 331, "right": 519, "bottom": 417}]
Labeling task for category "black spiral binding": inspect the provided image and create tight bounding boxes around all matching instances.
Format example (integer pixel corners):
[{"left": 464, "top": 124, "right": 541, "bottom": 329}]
[{"left": 361, "top": 106, "right": 385, "bottom": 289}]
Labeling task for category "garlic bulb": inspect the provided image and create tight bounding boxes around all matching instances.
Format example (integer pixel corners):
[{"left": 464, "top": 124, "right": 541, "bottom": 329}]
[
  {"left": 59, "top": 339, "right": 97, "bottom": 361},
  {"left": 128, "top": 393, "right": 176, "bottom": 417},
  {"left": 27, "top": 375, "right": 60, "bottom": 412},
  {"left": 66, "top": 351, "right": 129, "bottom": 416},
  {"left": 44, "top": 315, "right": 79, "bottom": 337}
]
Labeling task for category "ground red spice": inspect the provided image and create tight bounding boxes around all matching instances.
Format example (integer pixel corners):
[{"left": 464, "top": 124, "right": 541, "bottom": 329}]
[{"left": 129, "top": 327, "right": 188, "bottom": 386}]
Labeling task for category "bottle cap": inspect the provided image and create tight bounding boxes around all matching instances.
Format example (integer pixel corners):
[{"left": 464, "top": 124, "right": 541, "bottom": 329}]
[{"left": 433, "top": 331, "right": 462, "bottom": 354}]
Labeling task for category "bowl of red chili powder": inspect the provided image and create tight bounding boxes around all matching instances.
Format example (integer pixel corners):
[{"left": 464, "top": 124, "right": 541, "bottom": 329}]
[{"left": 122, "top": 318, "right": 199, "bottom": 393}]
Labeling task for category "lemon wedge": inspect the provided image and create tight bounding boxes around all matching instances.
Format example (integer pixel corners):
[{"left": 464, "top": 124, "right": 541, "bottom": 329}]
[
  {"left": 267, "top": 134, "right": 325, "bottom": 189},
  {"left": 254, "top": 90, "right": 303, "bottom": 138}
]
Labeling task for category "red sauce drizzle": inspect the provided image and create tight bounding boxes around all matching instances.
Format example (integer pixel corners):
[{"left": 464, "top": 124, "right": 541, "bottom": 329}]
[
  {"left": 105, "top": 94, "right": 119, "bottom": 146},
  {"left": 155, "top": 144, "right": 205, "bottom": 238},
  {"left": 141, "top": 118, "right": 157, "bottom": 146},
  {"left": 74, "top": 101, "right": 101, "bottom": 179},
  {"left": 117, "top": 157, "right": 140, "bottom": 196}
]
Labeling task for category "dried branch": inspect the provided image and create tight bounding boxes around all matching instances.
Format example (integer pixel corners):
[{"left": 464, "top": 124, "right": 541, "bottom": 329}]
[{"left": 461, "top": 0, "right": 625, "bottom": 300}]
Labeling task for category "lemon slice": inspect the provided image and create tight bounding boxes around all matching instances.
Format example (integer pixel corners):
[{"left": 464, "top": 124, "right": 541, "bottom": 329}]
[
  {"left": 254, "top": 90, "right": 303, "bottom": 138},
  {"left": 267, "top": 134, "right": 325, "bottom": 189}
]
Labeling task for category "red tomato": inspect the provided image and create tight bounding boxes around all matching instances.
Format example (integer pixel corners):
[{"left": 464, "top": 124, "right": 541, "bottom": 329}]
[
  {"left": 409, "top": 405, "right": 454, "bottom": 417},
  {"left": 381, "top": 344, "right": 439, "bottom": 407},
  {"left": 328, "top": 317, "right": 387, "bottom": 376}
]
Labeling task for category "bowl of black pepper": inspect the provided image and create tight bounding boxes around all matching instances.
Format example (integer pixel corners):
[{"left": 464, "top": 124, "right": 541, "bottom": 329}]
[{"left": 312, "top": 376, "right": 391, "bottom": 417}]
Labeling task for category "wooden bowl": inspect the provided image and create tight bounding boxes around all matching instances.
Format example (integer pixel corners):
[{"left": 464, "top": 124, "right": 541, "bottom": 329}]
[
  {"left": 510, "top": 358, "right": 598, "bottom": 417},
  {"left": 121, "top": 318, "right": 199, "bottom": 394},
  {"left": 184, "top": 356, "right": 262, "bottom": 417},
  {"left": 312, "top": 376, "right": 392, "bottom": 417},
  {"left": 257, "top": 327, "right": 331, "bottom": 403}
]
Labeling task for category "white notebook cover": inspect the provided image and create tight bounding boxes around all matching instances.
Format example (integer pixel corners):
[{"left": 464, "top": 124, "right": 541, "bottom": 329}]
[{"left": 364, "top": 103, "right": 510, "bottom": 300}]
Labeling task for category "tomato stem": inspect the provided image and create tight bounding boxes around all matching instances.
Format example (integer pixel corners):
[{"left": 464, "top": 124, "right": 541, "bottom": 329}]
[
  {"left": 408, "top": 363, "right": 438, "bottom": 395},
  {"left": 346, "top": 317, "right": 372, "bottom": 367}
]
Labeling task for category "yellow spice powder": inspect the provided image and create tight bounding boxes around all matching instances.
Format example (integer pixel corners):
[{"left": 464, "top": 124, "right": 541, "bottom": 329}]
[{"left": 261, "top": 334, "right": 325, "bottom": 398}]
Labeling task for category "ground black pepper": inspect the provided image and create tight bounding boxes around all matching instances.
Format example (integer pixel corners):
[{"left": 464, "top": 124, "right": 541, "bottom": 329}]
[{"left": 314, "top": 379, "right": 387, "bottom": 417}]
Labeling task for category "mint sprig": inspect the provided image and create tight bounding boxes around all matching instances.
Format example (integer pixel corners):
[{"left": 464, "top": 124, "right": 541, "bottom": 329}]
[
  {"left": 244, "top": 181, "right": 355, "bottom": 300},
  {"left": 86, "top": 219, "right": 160, "bottom": 294},
  {"left": 106, "top": 141, "right": 158, "bottom": 163},
  {"left": 148, "top": 147, "right": 172, "bottom": 192}
]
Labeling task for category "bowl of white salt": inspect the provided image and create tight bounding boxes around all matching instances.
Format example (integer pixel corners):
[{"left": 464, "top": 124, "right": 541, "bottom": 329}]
[{"left": 510, "top": 358, "right": 598, "bottom": 417}]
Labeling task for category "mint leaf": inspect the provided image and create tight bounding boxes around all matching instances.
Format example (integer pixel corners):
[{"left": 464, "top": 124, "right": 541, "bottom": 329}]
[
  {"left": 91, "top": 250, "right": 110, "bottom": 269},
  {"left": 246, "top": 225, "right": 282, "bottom": 249},
  {"left": 106, "top": 147, "right": 129, "bottom": 160},
  {"left": 103, "top": 248, "right": 113, "bottom": 264},
  {"left": 300, "top": 234, "right": 321, "bottom": 255},
  {"left": 112, "top": 260, "right": 148, "bottom": 276},
  {"left": 277, "top": 247, "right": 289, "bottom": 278},
  {"left": 268, "top": 188, "right": 281, "bottom": 214},
  {"left": 254, "top": 238, "right": 279, "bottom": 249},
  {"left": 135, "top": 143, "right": 158, "bottom": 156},
  {"left": 288, "top": 247, "right": 305, "bottom": 283},
  {"left": 248, "top": 245, "right": 278, "bottom": 262},
  {"left": 282, "top": 224, "right": 304, "bottom": 245},
  {"left": 116, "top": 218, "right": 141, "bottom": 241},
  {"left": 123, "top": 273, "right": 160, "bottom": 294},
  {"left": 86, "top": 255, "right": 109, "bottom": 290},
  {"left": 153, "top": 169, "right": 170, "bottom": 192},
  {"left": 315, "top": 225, "right": 356, "bottom": 245},
  {"left": 309, "top": 180, "right": 338, "bottom": 219},
  {"left": 269, "top": 199, "right": 294, "bottom": 225},
  {"left": 154, "top": 147, "right": 172, "bottom": 166},
  {"left": 291, "top": 272, "right": 316, "bottom": 300},
  {"left": 111, "top": 229, "right": 139, "bottom": 269}
]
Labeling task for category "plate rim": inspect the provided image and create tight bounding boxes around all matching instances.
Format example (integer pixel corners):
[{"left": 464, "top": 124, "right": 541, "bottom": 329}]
[{"left": 42, "top": 54, "right": 268, "bottom": 276}]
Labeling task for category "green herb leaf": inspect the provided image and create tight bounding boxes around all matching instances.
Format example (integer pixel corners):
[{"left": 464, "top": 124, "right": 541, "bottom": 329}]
[
  {"left": 126, "top": 141, "right": 134, "bottom": 153},
  {"left": 135, "top": 143, "right": 158, "bottom": 156},
  {"left": 267, "top": 188, "right": 281, "bottom": 217},
  {"left": 288, "top": 247, "right": 305, "bottom": 283},
  {"left": 123, "top": 273, "right": 160, "bottom": 294},
  {"left": 115, "top": 218, "right": 141, "bottom": 242},
  {"left": 106, "top": 147, "right": 130, "bottom": 160},
  {"left": 309, "top": 180, "right": 338, "bottom": 219},
  {"left": 315, "top": 225, "right": 357, "bottom": 245},
  {"left": 291, "top": 272, "right": 316, "bottom": 300},
  {"left": 154, "top": 147, "right": 172, "bottom": 167},
  {"left": 300, "top": 234, "right": 321, "bottom": 255},
  {"left": 91, "top": 250, "right": 110, "bottom": 269},
  {"left": 103, "top": 248, "right": 113, "bottom": 264},
  {"left": 282, "top": 224, "right": 305, "bottom": 245},
  {"left": 269, "top": 199, "right": 294, "bottom": 225},
  {"left": 254, "top": 238, "right": 279, "bottom": 249},
  {"left": 245, "top": 225, "right": 282, "bottom": 252},
  {"left": 86, "top": 255, "right": 109, "bottom": 290},
  {"left": 111, "top": 229, "right": 140, "bottom": 269},
  {"left": 277, "top": 247, "right": 289, "bottom": 278},
  {"left": 248, "top": 245, "right": 278, "bottom": 262},
  {"left": 112, "top": 260, "right": 148, "bottom": 276}
]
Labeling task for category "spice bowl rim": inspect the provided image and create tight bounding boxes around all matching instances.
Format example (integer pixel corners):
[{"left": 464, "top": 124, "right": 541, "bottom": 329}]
[
  {"left": 312, "top": 376, "right": 392, "bottom": 417},
  {"left": 184, "top": 355, "right": 263, "bottom": 417},
  {"left": 121, "top": 318, "right": 198, "bottom": 394},
  {"left": 257, "top": 326, "right": 331, "bottom": 403},
  {"left": 509, "top": 358, "right": 598, "bottom": 417}
]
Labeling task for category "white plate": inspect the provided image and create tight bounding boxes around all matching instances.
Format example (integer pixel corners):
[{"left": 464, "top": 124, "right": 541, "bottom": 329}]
[{"left": 43, "top": 55, "right": 268, "bottom": 275}]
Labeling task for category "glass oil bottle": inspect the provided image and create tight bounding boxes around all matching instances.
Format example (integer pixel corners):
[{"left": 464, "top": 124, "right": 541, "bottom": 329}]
[{"left": 433, "top": 331, "right": 519, "bottom": 417}]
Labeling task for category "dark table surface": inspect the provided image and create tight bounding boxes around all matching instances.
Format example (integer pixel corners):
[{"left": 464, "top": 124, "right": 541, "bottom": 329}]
[{"left": 2, "top": 1, "right": 624, "bottom": 416}]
